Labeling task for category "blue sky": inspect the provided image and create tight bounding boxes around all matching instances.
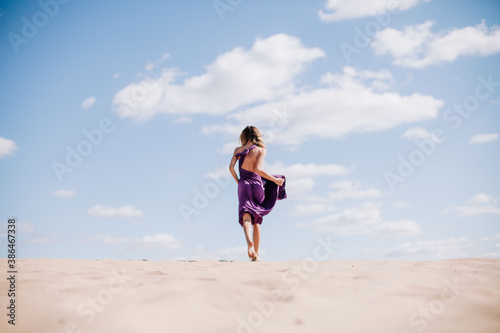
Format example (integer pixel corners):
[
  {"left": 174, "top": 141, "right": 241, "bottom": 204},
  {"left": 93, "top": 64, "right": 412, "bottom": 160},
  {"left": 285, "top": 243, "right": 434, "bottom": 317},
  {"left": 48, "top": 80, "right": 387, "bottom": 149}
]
[{"left": 1, "top": 0, "right": 499, "bottom": 261}]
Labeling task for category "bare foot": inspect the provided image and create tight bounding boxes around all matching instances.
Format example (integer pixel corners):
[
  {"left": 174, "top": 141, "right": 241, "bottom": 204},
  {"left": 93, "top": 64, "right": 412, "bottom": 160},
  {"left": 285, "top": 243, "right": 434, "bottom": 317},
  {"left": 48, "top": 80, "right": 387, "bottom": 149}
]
[{"left": 247, "top": 242, "right": 257, "bottom": 260}]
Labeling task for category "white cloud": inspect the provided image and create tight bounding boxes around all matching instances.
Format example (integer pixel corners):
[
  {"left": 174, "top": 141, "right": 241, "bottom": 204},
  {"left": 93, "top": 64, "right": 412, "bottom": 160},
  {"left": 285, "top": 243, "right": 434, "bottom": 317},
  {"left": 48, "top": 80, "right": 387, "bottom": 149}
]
[
  {"left": 26, "top": 236, "right": 53, "bottom": 245},
  {"left": 328, "top": 181, "right": 382, "bottom": 200},
  {"left": 115, "top": 35, "right": 442, "bottom": 146},
  {"left": 303, "top": 180, "right": 382, "bottom": 203},
  {"left": 205, "top": 166, "right": 231, "bottom": 179},
  {"left": 0, "top": 137, "right": 17, "bottom": 158},
  {"left": 470, "top": 133, "right": 498, "bottom": 144},
  {"left": 25, "top": 233, "right": 61, "bottom": 245},
  {"left": 318, "top": 0, "right": 430, "bottom": 22},
  {"left": 2, "top": 223, "right": 58, "bottom": 244},
  {"left": 306, "top": 202, "right": 383, "bottom": 235},
  {"left": 266, "top": 162, "right": 353, "bottom": 198},
  {"left": 215, "top": 140, "right": 242, "bottom": 155},
  {"left": 91, "top": 233, "right": 180, "bottom": 251},
  {"left": 144, "top": 62, "right": 156, "bottom": 71},
  {"left": 207, "top": 66, "right": 442, "bottom": 147},
  {"left": 371, "top": 220, "right": 422, "bottom": 239},
  {"left": 392, "top": 201, "right": 412, "bottom": 208},
  {"left": 301, "top": 201, "right": 422, "bottom": 239},
  {"left": 160, "top": 53, "right": 171, "bottom": 61},
  {"left": 113, "top": 34, "right": 324, "bottom": 121},
  {"left": 444, "top": 193, "right": 500, "bottom": 217},
  {"left": 53, "top": 189, "right": 76, "bottom": 197},
  {"left": 0, "top": 221, "right": 35, "bottom": 239},
  {"left": 144, "top": 53, "right": 171, "bottom": 71},
  {"left": 87, "top": 205, "right": 143, "bottom": 218},
  {"left": 402, "top": 127, "right": 443, "bottom": 143},
  {"left": 482, "top": 233, "right": 500, "bottom": 242},
  {"left": 287, "top": 177, "right": 316, "bottom": 198},
  {"left": 383, "top": 237, "right": 468, "bottom": 258},
  {"left": 291, "top": 203, "right": 338, "bottom": 216},
  {"left": 372, "top": 21, "right": 434, "bottom": 61},
  {"left": 320, "top": 67, "right": 394, "bottom": 90},
  {"left": 128, "top": 234, "right": 180, "bottom": 251},
  {"left": 113, "top": 73, "right": 121, "bottom": 79},
  {"left": 81, "top": 96, "right": 96, "bottom": 108},
  {"left": 90, "top": 234, "right": 129, "bottom": 245},
  {"left": 469, "top": 193, "right": 494, "bottom": 204},
  {"left": 268, "top": 162, "right": 352, "bottom": 178},
  {"left": 372, "top": 21, "right": 500, "bottom": 68},
  {"left": 18, "top": 223, "right": 34, "bottom": 233},
  {"left": 445, "top": 205, "right": 500, "bottom": 217}
]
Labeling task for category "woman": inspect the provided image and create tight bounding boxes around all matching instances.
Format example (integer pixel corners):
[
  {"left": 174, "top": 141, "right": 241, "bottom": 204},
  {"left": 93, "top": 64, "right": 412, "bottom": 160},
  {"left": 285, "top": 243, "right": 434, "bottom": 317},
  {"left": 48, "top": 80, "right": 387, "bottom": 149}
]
[{"left": 229, "top": 126, "right": 287, "bottom": 261}]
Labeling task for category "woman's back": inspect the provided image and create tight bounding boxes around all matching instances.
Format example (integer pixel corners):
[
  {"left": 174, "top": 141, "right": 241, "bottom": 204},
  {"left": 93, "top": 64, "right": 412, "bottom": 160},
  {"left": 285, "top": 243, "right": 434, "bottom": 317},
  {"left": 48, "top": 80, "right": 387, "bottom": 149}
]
[{"left": 237, "top": 145, "right": 263, "bottom": 172}]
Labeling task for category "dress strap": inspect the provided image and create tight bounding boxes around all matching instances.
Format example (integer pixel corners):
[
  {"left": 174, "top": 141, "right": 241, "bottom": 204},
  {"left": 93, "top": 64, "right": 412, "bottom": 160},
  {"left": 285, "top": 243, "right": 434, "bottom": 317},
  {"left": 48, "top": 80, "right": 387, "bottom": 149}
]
[{"left": 235, "top": 145, "right": 257, "bottom": 158}]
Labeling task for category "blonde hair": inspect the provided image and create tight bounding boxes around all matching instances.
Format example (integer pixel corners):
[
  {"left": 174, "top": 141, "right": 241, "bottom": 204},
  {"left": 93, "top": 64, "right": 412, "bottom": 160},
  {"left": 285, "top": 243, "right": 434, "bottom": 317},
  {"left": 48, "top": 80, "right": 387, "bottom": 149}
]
[{"left": 240, "top": 126, "right": 265, "bottom": 148}]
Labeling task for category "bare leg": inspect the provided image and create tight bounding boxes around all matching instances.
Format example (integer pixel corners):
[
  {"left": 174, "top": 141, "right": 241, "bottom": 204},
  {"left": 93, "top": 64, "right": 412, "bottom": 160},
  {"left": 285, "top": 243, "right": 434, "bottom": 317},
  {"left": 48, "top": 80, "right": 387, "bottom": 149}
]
[
  {"left": 252, "top": 223, "right": 260, "bottom": 258},
  {"left": 242, "top": 213, "right": 256, "bottom": 260}
]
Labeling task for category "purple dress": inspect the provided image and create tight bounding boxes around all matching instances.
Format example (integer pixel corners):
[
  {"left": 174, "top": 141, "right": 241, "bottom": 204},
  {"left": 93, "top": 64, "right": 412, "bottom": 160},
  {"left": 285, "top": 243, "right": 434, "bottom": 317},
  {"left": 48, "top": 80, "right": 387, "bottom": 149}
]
[{"left": 236, "top": 145, "right": 287, "bottom": 226}]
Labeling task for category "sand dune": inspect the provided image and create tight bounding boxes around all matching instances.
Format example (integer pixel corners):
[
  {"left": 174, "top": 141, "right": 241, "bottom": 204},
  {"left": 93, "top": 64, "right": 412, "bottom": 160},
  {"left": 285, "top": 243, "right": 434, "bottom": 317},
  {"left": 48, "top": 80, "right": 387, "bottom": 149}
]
[{"left": 1, "top": 258, "right": 499, "bottom": 333}]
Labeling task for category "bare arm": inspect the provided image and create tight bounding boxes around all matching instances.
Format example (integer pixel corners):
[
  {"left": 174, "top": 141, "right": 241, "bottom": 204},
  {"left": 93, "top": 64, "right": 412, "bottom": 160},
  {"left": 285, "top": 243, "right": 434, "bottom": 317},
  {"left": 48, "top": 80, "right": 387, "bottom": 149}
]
[
  {"left": 229, "top": 149, "right": 239, "bottom": 184},
  {"left": 255, "top": 149, "right": 284, "bottom": 186}
]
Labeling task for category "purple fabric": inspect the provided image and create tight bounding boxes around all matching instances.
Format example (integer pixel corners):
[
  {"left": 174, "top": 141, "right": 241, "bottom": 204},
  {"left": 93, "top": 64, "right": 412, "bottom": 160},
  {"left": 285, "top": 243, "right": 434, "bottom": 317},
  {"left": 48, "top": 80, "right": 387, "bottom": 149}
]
[{"left": 236, "top": 145, "right": 287, "bottom": 226}]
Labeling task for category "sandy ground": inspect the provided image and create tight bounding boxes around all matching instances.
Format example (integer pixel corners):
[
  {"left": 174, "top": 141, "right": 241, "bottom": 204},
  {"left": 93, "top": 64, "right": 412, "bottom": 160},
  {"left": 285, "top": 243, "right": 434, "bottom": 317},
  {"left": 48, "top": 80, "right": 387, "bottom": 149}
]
[{"left": 0, "top": 258, "right": 499, "bottom": 333}]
